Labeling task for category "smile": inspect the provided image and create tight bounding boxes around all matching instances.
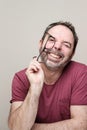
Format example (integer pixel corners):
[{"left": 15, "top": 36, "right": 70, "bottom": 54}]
[
  {"left": 47, "top": 52, "right": 64, "bottom": 62},
  {"left": 50, "top": 53, "right": 61, "bottom": 59}
]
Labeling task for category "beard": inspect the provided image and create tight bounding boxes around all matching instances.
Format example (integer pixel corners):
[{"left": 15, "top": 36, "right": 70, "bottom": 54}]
[{"left": 39, "top": 47, "right": 73, "bottom": 71}]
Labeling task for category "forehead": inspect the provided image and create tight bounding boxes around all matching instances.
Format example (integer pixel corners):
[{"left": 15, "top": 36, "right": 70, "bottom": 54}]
[{"left": 48, "top": 25, "right": 74, "bottom": 42}]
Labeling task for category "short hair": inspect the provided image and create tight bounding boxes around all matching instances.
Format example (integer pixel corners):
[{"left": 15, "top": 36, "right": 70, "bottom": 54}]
[{"left": 41, "top": 21, "right": 78, "bottom": 53}]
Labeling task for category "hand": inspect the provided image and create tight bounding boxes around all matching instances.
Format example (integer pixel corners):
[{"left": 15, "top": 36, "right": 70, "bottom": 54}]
[{"left": 26, "top": 58, "right": 44, "bottom": 95}]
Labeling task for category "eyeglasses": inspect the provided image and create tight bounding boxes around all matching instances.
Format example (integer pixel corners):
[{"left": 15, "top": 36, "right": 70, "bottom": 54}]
[{"left": 37, "top": 32, "right": 56, "bottom": 61}]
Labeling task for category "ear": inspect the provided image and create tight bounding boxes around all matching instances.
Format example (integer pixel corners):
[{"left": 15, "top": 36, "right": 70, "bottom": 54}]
[{"left": 39, "top": 40, "right": 43, "bottom": 48}]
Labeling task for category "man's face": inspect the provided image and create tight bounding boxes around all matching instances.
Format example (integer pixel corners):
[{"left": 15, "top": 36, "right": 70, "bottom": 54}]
[{"left": 39, "top": 25, "right": 75, "bottom": 71}]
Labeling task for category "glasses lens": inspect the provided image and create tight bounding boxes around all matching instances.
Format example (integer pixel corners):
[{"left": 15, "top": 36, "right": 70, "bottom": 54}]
[{"left": 45, "top": 34, "right": 55, "bottom": 50}]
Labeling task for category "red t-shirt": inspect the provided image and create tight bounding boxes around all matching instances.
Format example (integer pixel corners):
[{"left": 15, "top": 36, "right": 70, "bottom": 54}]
[{"left": 10, "top": 61, "right": 87, "bottom": 123}]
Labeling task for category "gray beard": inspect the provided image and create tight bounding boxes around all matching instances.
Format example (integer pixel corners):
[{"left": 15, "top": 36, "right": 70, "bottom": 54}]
[{"left": 40, "top": 51, "right": 72, "bottom": 71}]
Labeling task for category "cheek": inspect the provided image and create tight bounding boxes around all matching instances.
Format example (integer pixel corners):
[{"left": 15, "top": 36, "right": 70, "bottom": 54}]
[
  {"left": 46, "top": 44, "right": 52, "bottom": 49},
  {"left": 62, "top": 48, "right": 74, "bottom": 57}
]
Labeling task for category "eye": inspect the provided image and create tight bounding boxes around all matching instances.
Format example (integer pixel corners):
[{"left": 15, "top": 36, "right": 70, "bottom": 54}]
[
  {"left": 63, "top": 42, "right": 71, "bottom": 48},
  {"left": 48, "top": 37, "right": 55, "bottom": 42}
]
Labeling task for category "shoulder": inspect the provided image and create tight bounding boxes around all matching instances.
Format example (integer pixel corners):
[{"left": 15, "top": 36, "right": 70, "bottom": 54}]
[
  {"left": 15, "top": 68, "right": 27, "bottom": 79},
  {"left": 69, "top": 62, "right": 87, "bottom": 105},
  {"left": 63, "top": 61, "right": 87, "bottom": 85},
  {"left": 15, "top": 68, "right": 27, "bottom": 76},
  {"left": 65, "top": 60, "right": 87, "bottom": 74},
  {"left": 13, "top": 68, "right": 29, "bottom": 87},
  {"left": 68, "top": 60, "right": 87, "bottom": 68}
]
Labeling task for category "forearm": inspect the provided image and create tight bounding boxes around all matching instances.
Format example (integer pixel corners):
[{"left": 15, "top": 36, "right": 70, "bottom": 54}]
[
  {"left": 8, "top": 87, "right": 40, "bottom": 130},
  {"left": 32, "top": 119, "right": 87, "bottom": 130}
]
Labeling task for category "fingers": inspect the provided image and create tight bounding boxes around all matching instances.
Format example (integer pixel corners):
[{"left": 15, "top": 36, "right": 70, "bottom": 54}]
[
  {"left": 28, "top": 63, "right": 39, "bottom": 73},
  {"left": 26, "top": 56, "right": 41, "bottom": 74},
  {"left": 25, "top": 56, "right": 44, "bottom": 87}
]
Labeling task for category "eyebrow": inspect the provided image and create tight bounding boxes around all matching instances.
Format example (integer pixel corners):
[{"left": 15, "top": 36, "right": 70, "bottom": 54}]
[{"left": 46, "top": 32, "right": 56, "bottom": 40}]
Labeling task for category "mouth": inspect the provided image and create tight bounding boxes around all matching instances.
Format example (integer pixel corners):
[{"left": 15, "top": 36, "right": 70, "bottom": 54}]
[
  {"left": 50, "top": 53, "right": 61, "bottom": 59},
  {"left": 47, "top": 51, "right": 64, "bottom": 62}
]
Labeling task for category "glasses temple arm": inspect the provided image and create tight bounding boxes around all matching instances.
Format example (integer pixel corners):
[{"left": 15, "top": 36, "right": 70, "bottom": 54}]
[{"left": 37, "top": 48, "right": 45, "bottom": 61}]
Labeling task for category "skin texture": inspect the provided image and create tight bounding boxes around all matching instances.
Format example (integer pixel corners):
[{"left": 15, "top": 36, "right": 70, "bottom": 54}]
[{"left": 8, "top": 25, "right": 87, "bottom": 130}]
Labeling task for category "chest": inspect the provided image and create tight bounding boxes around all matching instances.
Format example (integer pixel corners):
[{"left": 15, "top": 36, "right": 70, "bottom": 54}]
[{"left": 36, "top": 80, "right": 72, "bottom": 123}]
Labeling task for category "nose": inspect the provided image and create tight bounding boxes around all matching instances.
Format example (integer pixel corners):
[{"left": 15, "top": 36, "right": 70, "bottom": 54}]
[{"left": 53, "top": 42, "right": 62, "bottom": 50}]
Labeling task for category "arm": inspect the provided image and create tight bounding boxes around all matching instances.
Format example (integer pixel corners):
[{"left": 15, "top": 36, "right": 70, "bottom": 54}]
[
  {"left": 32, "top": 105, "right": 87, "bottom": 130},
  {"left": 8, "top": 59, "right": 44, "bottom": 130}
]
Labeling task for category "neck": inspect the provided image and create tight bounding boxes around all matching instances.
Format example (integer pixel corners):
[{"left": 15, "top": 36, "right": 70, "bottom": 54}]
[{"left": 41, "top": 64, "right": 64, "bottom": 85}]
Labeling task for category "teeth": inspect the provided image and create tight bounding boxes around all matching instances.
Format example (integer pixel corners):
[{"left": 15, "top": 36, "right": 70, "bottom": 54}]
[{"left": 50, "top": 53, "right": 60, "bottom": 59}]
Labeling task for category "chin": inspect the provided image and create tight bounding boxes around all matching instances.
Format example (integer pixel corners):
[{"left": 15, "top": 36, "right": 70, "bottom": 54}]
[
  {"left": 44, "top": 61, "right": 62, "bottom": 71},
  {"left": 45, "top": 59, "right": 71, "bottom": 70}
]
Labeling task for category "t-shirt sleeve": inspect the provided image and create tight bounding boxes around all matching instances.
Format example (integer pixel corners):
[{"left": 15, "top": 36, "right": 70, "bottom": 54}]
[
  {"left": 10, "top": 69, "right": 29, "bottom": 103},
  {"left": 71, "top": 68, "right": 87, "bottom": 105}
]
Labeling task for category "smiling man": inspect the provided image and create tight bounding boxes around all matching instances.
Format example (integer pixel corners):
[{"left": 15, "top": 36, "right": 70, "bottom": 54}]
[{"left": 8, "top": 21, "right": 87, "bottom": 130}]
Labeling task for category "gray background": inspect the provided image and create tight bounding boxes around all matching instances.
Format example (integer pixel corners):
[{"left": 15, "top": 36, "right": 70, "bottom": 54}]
[{"left": 0, "top": 0, "right": 87, "bottom": 130}]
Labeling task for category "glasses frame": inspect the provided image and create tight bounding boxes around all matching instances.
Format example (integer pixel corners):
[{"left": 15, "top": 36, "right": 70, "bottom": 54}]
[{"left": 37, "top": 32, "right": 56, "bottom": 61}]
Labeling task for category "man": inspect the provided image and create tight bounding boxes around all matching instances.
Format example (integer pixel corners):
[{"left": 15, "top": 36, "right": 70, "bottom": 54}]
[{"left": 8, "top": 21, "right": 87, "bottom": 130}]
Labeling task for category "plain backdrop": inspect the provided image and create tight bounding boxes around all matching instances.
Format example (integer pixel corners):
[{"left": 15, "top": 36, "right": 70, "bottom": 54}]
[{"left": 0, "top": 0, "right": 87, "bottom": 129}]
